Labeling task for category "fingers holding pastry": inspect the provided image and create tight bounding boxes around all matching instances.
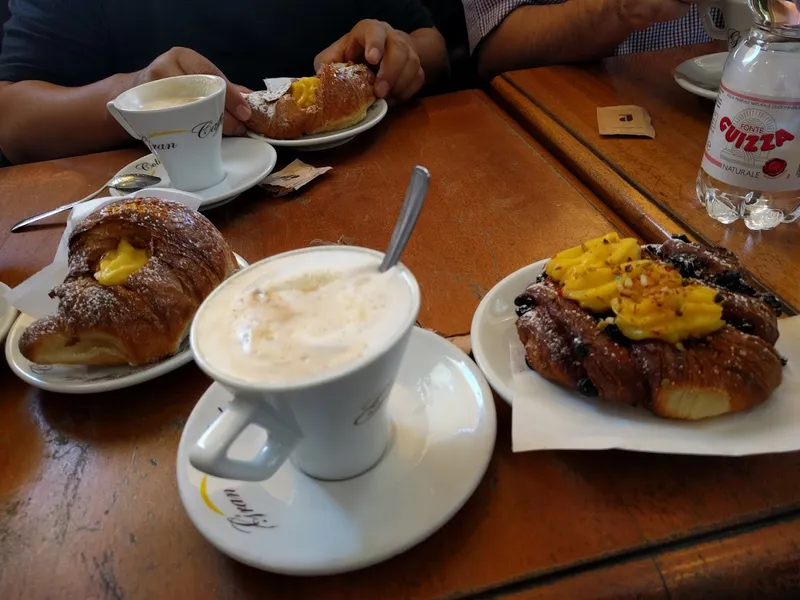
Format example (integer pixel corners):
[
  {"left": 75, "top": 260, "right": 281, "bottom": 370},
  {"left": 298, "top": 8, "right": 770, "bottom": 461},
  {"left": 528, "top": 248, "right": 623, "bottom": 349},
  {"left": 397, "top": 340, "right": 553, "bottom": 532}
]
[
  {"left": 314, "top": 35, "right": 349, "bottom": 72},
  {"left": 224, "top": 84, "right": 252, "bottom": 136},
  {"left": 382, "top": 42, "right": 423, "bottom": 103},
  {"left": 349, "top": 20, "right": 388, "bottom": 66},
  {"left": 315, "top": 20, "right": 425, "bottom": 103},
  {"left": 224, "top": 83, "right": 252, "bottom": 134},
  {"left": 134, "top": 47, "right": 251, "bottom": 136}
]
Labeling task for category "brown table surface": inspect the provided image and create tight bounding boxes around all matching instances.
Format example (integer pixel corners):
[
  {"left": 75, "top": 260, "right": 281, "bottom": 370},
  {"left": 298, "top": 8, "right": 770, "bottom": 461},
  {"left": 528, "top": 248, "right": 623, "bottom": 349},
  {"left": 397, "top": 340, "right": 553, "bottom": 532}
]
[
  {"left": 492, "top": 42, "right": 800, "bottom": 313},
  {"left": 1, "top": 90, "right": 799, "bottom": 600}
]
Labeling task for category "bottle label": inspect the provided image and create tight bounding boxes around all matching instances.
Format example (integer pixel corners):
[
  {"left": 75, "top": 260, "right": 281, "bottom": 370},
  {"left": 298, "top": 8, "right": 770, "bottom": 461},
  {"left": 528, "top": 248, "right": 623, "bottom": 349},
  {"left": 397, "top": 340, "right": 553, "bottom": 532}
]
[{"left": 702, "top": 83, "right": 800, "bottom": 192}]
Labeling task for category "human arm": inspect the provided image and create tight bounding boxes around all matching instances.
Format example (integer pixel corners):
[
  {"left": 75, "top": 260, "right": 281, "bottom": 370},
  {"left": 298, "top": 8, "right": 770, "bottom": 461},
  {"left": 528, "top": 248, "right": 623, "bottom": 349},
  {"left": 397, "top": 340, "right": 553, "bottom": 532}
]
[
  {"left": 0, "top": 0, "right": 251, "bottom": 164},
  {"left": 472, "top": 0, "right": 691, "bottom": 80},
  {"left": 0, "top": 48, "right": 253, "bottom": 165}
]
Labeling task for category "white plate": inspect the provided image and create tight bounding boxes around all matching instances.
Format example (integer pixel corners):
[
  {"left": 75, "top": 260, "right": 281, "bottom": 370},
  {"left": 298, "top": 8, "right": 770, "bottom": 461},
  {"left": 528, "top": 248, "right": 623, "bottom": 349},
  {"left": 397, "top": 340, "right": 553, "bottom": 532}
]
[
  {"left": 110, "top": 138, "right": 277, "bottom": 209},
  {"left": 246, "top": 99, "right": 388, "bottom": 150},
  {"left": 0, "top": 283, "right": 19, "bottom": 342},
  {"left": 471, "top": 259, "right": 547, "bottom": 404},
  {"left": 4, "top": 254, "right": 248, "bottom": 394},
  {"left": 177, "top": 327, "right": 496, "bottom": 576},
  {"left": 673, "top": 52, "right": 727, "bottom": 100},
  {"left": 472, "top": 259, "right": 800, "bottom": 457}
]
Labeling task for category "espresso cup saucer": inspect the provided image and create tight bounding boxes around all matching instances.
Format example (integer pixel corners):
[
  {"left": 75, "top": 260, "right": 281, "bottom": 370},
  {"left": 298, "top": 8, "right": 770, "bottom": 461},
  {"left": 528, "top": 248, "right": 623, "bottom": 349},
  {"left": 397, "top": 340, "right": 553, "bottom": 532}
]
[
  {"left": 110, "top": 138, "right": 277, "bottom": 210},
  {"left": 673, "top": 52, "right": 726, "bottom": 100},
  {"left": 4, "top": 254, "right": 248, "bottom": 394},
  {"left": 0, "top": 283, "right": 19, "bottom": 342},
  {"left": 245, "top": 99, "right": 388, "bottom": 151},
  {"left": 176, "top": 327, "right": 497, "bottom": 576}
]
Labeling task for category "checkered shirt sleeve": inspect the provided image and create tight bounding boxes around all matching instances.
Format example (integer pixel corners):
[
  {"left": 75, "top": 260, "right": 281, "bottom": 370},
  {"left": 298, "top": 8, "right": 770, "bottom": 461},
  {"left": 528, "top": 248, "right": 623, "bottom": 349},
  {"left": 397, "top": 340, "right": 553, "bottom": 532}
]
[{"left": 463, "top": 0, "right": 716, "bottom": 56}]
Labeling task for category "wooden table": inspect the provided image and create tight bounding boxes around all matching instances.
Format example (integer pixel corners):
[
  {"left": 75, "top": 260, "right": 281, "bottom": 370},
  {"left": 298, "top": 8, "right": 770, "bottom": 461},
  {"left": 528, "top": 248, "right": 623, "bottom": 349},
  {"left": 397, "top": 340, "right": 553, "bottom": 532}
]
[
  {"left": 1, "top": 90, "right": 800, "bottom": 600},
  {"left": 492, "top": 42, "right": 800, "bottom": 313}
]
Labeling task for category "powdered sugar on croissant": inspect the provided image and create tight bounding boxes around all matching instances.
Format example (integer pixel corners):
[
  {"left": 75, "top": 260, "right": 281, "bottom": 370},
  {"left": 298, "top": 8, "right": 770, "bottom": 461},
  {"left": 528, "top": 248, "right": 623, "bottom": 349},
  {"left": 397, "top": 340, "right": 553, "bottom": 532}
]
[
  {"left": 19, "top": 198, "right": 238, "bottom": 366},
  {"left": 244, "top": 63, "right": 376, "bottom": 139}
]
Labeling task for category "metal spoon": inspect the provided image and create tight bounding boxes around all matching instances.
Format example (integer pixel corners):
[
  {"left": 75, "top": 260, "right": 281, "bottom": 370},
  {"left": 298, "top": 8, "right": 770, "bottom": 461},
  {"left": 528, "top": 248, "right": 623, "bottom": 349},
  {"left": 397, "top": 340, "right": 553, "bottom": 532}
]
[
  {"left": 379, "top": 166, "right": 430, "bottom": 272},
  {"left": 11, "top": 173, "right": 162, "bottom": 233}
]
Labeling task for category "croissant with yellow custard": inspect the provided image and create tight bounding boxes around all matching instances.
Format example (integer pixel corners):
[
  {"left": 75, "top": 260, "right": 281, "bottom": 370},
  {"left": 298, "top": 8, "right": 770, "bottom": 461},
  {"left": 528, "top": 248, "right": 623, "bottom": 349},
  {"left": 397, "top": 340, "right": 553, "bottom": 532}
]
[
  {"left": 19, "top": 198, "right": 238, "bottom": 366},
  {"left": 244, "top": 62, "right": 376, "bottom": 139},
  {"left": 515, "top": 234, "right": 785, "bottom": 420}
]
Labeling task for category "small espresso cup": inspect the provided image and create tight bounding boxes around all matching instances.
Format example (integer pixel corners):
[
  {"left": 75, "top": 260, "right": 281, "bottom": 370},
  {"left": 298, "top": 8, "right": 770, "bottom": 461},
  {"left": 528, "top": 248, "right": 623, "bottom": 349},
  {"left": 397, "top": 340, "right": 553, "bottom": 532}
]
[
  {"left": 189, "top": 246, "right": 421, "bottom": 482},
  {"left": 699, "top": 0, "right": 754, "bottom": 50},
  {"left": 107, "top": 74, "right": 226, "bottom": 192}
]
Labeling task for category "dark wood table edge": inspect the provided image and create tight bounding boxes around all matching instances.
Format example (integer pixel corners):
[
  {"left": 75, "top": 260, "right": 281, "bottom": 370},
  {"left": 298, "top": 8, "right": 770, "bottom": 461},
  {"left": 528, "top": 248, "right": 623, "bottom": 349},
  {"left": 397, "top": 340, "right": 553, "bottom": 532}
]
[
  {"left": 449, "top": 505, "right": 800, "bottom": 600},
  {"left": 489, "top": 76, "right": 796, "bottom": 316}
]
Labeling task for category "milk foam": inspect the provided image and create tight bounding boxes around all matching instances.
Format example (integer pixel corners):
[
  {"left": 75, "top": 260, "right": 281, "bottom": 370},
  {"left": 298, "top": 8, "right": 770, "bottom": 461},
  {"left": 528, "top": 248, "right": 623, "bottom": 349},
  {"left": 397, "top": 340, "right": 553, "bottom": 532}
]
[{"left": 194, "top": 249, "right": 414, "bottom": 385}]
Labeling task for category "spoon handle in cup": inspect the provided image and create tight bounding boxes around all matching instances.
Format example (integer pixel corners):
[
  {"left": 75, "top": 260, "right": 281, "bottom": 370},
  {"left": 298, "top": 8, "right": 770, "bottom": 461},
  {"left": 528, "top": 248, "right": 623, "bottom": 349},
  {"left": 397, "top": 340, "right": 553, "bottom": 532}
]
[{"left": 380, "top": 166, "right": 430, "bottom": 272}]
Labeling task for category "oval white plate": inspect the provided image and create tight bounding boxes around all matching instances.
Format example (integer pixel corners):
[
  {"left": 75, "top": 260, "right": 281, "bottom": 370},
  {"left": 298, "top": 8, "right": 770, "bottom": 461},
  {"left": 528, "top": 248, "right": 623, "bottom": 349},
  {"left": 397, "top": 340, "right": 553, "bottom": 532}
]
[
  {"left": 110, "top": 138, "right": 277, "bottom": 210},
  {"left": 246, "top": 99, "right": 388, "bottom": 150},
  {"left": 177, "top": 327, "right": 496, "bottom": 575},
  {"left": 5, "top": 254, "right": 248, "bottom": 394},
  {"left": 0, "top": 282, "right": 19, "bottom": 342},
  {"left": 471, "top": 259, "right": 547, "bottom": 404}
]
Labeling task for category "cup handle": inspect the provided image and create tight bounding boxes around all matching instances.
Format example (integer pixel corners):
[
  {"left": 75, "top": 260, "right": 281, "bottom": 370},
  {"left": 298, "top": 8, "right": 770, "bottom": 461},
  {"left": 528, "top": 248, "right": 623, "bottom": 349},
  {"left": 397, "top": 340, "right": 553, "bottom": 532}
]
[
  {"left": 698, "top": 1, "right": 728, "bottom": 41},
  {"left": 189, "top": 393, "right": 301, "bottom": 481},
  {"left": 106, "top": 101, "right": 141, "bottom": 140}
]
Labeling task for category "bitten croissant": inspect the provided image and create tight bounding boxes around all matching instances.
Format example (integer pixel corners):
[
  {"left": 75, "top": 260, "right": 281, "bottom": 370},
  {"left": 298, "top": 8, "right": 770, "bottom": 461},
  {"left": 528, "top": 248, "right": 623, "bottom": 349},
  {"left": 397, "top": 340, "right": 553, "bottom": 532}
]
[
  {"left": 19, "top": 198, "right": 238, "bottom": 366},
  {"left": 244, "top": 63, "right": 376, "bottom": 139}
]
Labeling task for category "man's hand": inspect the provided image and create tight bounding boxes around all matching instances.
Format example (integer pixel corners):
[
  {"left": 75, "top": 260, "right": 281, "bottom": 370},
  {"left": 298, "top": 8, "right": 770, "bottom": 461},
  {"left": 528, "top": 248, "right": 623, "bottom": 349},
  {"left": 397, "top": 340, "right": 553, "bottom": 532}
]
[
  {"left": 614, "top": 0, "right": 691, "bottom": 30},
  {"left": 314, "top": 20, "right": 425, "bottom": 103},
  {"left": 132, "top": 47, "right": 251, "bottom": 136}
]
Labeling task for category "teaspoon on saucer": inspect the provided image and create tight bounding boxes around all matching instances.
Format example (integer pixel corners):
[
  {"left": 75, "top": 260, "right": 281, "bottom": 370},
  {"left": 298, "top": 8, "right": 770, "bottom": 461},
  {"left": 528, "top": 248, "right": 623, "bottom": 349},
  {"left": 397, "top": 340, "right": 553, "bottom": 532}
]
[{"left": 11, "top": 173, "right": 161, "bottom": 233}]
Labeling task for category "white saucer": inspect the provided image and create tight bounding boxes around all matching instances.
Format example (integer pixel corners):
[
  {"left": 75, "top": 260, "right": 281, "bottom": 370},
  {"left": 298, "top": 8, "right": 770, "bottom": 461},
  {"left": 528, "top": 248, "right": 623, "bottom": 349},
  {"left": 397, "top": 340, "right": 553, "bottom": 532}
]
[
  {"left": 176, "top": 327, "right": 496, "bottom": 576},
  {"left": 110, "top": 138, "right": 277, "bottom": 210},
  {"left": 471, "top": 259, "right": 548, "bottom": 404},
  {"left": 246, "top": 99, "right": 388, "bottom": 151},
  {"left": 0, "top": 283, "right": 19, "bottom": 342},
  {"left": 4, "top": 254, "right": 248, "bottom": 394},
  {"left": 673, "top": 52, "right": 727, "bottom": 100}
]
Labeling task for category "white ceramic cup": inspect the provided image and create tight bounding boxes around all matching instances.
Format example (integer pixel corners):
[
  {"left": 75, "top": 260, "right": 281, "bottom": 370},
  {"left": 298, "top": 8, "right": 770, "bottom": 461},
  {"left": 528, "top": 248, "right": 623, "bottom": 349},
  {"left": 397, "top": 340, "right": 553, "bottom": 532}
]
[
  {"left": 107, "top": 74, "right": 226, "bottom": 192},
  {"left": 699, "top": 0, "right": 754, "bottom": 50},
  {"left": 188, "top": 246, "right": 421, "bottom": 482}
]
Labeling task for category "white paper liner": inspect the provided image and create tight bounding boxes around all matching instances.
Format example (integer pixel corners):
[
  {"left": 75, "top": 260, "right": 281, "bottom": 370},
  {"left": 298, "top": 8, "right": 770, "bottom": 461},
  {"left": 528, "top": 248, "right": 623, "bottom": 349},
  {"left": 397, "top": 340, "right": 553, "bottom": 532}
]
[
  {"left": 511, "top": 316, "right": 800, "bottom": 456},
  {"left": 2, "top": 188, "right": 203, "bottom": 319},
  {"left": 260, "top": 77, "right": 293, "bottom": 101}
]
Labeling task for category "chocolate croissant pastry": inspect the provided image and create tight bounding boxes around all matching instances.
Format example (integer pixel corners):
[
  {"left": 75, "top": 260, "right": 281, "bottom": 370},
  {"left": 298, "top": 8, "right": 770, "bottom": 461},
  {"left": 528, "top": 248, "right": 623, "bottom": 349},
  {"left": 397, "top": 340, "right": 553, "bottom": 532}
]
[
  {"left": 19, "top": 198, "right": 238, "bottom": 366},
  {"left": 515, "top": 236, "right": 784, "bottom": 420}
]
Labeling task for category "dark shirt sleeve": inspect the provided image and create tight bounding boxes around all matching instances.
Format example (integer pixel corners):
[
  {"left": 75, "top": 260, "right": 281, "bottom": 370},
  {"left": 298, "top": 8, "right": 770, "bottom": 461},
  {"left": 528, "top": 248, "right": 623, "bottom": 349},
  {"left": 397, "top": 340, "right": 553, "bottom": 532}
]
[
  {"left": 0, "top": 0, "right": 111, "bottom": 86},
  {"left": 362, "top": 0, "right": 434, "bottom": 34}
]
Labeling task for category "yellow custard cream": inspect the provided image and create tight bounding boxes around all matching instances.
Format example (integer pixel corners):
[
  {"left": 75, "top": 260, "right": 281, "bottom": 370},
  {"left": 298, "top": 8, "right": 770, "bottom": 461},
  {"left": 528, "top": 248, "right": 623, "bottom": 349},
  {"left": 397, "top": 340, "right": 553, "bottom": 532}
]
[
  {"left": 546, "top": 234, "right": 725, "bottom": 344},
  {"left": 94, "top": 239, "right": 149, "bottom": 286},
  {"left": 194, "top": 249, "right": 414, "bottom": 385},
  {"left": 291, "top": 77, "right": 319, "bottom": 109}
]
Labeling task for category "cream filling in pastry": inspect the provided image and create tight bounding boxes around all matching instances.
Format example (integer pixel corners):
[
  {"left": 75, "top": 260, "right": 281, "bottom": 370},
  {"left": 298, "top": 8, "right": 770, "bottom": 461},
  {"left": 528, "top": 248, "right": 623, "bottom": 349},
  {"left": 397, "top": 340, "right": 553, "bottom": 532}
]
[
  {"left": 94, "top": 239, "right": 149, "bottom": 286},
  {"left": 291, "top": 77, "right": 319, "bottom": 109}
]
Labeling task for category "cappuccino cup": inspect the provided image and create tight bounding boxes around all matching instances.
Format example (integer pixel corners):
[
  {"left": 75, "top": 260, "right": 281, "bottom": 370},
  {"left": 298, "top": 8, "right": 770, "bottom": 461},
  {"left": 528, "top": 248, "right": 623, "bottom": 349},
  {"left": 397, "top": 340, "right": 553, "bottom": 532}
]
[
  {"left": 699, "top": 0, "right": 754, "bottom": 50},
  {"left": 107, "top": 75, "right": 226, "bottom": 192},
  {"left": 189, "top": 246, "right": 421, "bottom": 482}
]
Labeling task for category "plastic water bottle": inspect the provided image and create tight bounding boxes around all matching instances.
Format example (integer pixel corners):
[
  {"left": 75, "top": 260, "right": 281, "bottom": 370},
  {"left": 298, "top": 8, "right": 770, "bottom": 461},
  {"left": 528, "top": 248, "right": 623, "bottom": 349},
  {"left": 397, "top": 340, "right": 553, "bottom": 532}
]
[{"left": 697, "top": 0, "right": 800, "bottom": 230}]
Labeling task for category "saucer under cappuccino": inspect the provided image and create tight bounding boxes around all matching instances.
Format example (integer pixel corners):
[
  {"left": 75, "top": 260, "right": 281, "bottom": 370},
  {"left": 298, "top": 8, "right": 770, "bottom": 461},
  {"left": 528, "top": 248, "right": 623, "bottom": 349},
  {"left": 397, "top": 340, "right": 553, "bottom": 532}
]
[{"left": 189, "top": 246, "right": 421, "bottom": 482}]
